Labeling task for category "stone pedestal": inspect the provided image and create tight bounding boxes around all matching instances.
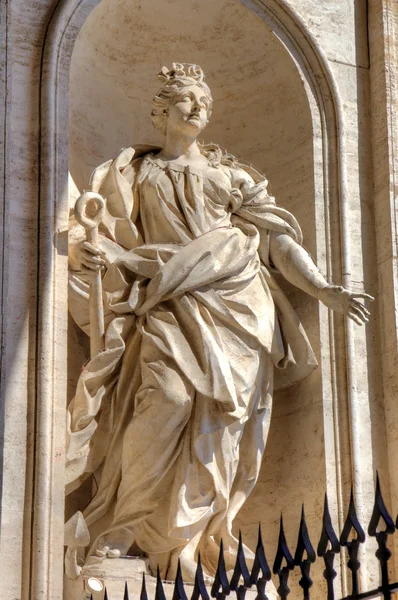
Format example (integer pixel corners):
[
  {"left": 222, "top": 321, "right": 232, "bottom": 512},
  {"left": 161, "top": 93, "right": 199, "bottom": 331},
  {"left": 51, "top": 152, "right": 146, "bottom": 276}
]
[{"left": 63, "top": 557, "right": 278, "bottom": 600}]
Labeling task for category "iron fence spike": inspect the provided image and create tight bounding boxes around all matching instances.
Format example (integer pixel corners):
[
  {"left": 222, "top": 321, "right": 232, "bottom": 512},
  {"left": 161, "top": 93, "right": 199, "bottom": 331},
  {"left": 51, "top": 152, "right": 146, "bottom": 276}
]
[
  {"left": 317, "top": 493, "right": 340, "bottom": 556},
  {"left": 340, "top": 488, "right": 366, "bottom": 546},
  {"left": 368, "top": 472, "right": 395, "bottom": 536},
  {"left": 293, "top": 505, "right": 316, "bottom": 599},
  {"left": 140, "top": 573, "right": 148, "bottom": 600},
  {"left": 230, "top": 530, "right": 251, "bottom": 591},
  {"left": 316, "top": 493, "right": 339, "bottom": 600},
  {"left": 155, "top": 566, "right": 167, "bottom": 600},
  {"left": 123, "top": 581, "right": 130, "bottom": 600},
  {"left": 294, "top": 504, "right": 316, "bottom": 565},
  {"left": 250, "top": 524, "right": 271, "bottom": 586},
  {"left": 273, "top": 515, "right": 294, "bottom": 600},
  {"left": 172, "top": 559, "right": 188, "bottom": 600},
  {"left": 104, "top": 587, "right": 109, "bottom": 600},
  {"left": 250, "top": 524, "right": 271, "bottom": 600},
  {"left": 340, "top": 489, "right": 365, "bottom": 596},
  {"left": 367, "top": 473, "right": 394, "bottom": 596},
  {"left": 273, "top": 515, "right": 294, "bottom": 574},
  {"left": 191, "top": 552, "right": 210, "bottom": 600},
  {"left": 211, "top": 539, "right": 230, "bottom": 599}
]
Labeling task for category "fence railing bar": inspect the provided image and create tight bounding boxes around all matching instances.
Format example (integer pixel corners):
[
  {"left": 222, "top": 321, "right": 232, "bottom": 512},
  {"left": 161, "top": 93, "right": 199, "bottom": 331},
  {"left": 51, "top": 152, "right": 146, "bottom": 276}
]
[{"left": 340, "top": 581, "right": 398, "bottom": 600}]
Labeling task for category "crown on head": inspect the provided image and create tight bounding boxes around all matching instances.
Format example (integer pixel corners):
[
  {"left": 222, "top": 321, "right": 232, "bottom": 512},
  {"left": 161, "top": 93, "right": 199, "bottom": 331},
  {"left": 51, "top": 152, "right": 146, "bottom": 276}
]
[{"left": 158, "top": 63, "right": 206, "bottom": 84}]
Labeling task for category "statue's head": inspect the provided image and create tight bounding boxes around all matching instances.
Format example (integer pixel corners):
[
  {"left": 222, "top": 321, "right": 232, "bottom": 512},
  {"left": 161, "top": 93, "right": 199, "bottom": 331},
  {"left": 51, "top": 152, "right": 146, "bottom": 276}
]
[{"left": 151, "top": 63, "right": 213, "bottom": 137}]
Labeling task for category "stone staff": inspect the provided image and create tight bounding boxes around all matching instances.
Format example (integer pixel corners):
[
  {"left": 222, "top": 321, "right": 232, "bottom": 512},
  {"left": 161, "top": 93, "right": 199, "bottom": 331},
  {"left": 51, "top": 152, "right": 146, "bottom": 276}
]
[{"left": 74, "top": 191, "right": 105, "bottom": 357}]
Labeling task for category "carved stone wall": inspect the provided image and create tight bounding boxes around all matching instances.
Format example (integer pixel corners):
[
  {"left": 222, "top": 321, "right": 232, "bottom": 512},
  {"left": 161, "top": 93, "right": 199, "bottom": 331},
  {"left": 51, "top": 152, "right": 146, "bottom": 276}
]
[{"left": 0, "top": 1, "right": 397, "bottom": 599}]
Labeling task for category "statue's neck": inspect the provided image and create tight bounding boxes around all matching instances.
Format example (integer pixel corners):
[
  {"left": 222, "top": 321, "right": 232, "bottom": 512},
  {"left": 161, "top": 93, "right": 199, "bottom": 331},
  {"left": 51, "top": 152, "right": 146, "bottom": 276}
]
[{"left": 159, "top": 133, "right": 201, "bottom": 162}]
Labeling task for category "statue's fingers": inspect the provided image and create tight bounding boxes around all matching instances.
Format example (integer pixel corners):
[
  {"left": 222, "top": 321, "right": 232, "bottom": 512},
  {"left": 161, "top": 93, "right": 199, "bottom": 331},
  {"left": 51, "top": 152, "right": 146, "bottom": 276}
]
[
  {"left": 347, "top": 311, "right": 364, "bottom": 326},
  {"left": 351, "top": 292, "right": 374, "bottom": 302},
  {"left": 81, "top": 252, "right": 105, "bottom": 265},
  {"left": 350, "top": 306, "right": 369, "bottom": 323},
  {"left": 350, "top": 305, "right": 369, "bottom": 322},
  {"left": 81, "top": 251, "right": 106, "bottom": 266},
  {"left": 351, "top": 299, "right": 371, "bottom": 316},
  {"left": 83, "top": 260, "right": 105, "bottom": 269},
  {"left": 83, "top": 241, "right": 102, "bottom": 255},
  {"left": 81, "top": 260, "right": 102, "bottom": 271}
]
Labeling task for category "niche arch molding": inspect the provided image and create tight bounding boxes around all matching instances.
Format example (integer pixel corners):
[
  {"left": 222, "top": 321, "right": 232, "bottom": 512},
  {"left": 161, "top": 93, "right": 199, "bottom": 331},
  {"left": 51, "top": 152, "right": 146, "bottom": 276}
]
[{"left": 34, "top": 1, "right": 353, "bottom": 598}]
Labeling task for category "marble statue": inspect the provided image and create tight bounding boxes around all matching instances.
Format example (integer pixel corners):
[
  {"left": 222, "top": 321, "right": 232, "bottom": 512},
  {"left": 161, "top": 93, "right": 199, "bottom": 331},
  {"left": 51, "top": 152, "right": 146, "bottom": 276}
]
[{"left": 66, "top": 63, "right": 372, "bottom": 581}]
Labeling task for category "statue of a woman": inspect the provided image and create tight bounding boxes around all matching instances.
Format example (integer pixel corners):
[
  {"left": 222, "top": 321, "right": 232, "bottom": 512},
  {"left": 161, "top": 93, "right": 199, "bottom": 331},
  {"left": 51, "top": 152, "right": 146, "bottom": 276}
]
[{"left": 66, "top": 63, "right": 371, "bottom": 581}]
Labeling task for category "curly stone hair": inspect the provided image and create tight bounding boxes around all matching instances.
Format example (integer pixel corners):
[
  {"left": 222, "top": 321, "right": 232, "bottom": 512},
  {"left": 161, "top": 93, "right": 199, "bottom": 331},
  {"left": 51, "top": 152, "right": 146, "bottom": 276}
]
[{"left": 151, "top": 63, "right": 213, "bottom": 136}]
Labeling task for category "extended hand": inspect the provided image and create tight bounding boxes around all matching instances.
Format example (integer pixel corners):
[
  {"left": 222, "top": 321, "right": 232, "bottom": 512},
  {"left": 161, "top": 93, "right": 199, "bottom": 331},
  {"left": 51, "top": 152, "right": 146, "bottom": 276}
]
[{"left": 318, "top": 285, "right": 374, "bottom": 325}]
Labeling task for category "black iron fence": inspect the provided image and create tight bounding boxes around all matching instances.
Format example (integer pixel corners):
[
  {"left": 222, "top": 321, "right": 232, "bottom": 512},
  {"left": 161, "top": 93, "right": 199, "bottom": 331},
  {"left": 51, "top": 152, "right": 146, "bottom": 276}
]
[{"left": 89, "top": 475, "right": 398, "bottom": 600}]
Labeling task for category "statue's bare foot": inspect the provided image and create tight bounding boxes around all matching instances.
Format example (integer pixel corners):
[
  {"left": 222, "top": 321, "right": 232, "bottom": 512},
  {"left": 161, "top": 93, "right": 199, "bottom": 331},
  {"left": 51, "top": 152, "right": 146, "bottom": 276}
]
[
  {"left": 95, "top": 545, "right": 122, "bottom": 558},
  {"left": 95, "top": 545, "right": 110, "bottom": 558},
  {"left": 96, "top": 533, "right": 127, "bottom": 559}
]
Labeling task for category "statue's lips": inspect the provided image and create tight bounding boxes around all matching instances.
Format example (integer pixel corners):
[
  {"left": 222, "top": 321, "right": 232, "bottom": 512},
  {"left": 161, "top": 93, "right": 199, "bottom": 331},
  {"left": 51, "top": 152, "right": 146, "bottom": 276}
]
[{"left": 188, "top": 114, "right": 200, "bottom": 121}]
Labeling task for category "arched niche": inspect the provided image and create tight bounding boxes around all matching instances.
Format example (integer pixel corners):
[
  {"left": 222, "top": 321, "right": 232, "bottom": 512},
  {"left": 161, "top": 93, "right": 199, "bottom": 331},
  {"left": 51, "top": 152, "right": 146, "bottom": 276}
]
[
  {"left": 37, "top": 0, "right": 350, "bottom": 598},
  {"left": 66, "top": 0, "right": 331, "bottom": 585}
]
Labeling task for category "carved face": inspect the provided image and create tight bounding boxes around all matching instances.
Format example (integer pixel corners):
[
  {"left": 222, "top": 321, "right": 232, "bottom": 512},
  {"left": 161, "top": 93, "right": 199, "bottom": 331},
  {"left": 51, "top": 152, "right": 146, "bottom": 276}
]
[{"left": 166, "top": 84, "right": 211, "bottom": 137}]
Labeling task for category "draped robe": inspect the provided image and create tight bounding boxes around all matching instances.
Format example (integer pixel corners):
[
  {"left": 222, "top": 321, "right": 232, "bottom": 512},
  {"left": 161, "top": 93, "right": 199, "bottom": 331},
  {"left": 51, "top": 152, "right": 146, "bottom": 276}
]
[{"left": 66, "top": 146, "right": 317, "bottom": 572}]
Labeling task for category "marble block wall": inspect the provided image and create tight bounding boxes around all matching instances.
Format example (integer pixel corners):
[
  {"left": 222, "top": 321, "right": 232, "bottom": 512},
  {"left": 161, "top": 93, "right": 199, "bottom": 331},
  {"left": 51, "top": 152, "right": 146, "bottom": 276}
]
[{"left": 0, "top": 1, "right": 397, "bottom": 599}]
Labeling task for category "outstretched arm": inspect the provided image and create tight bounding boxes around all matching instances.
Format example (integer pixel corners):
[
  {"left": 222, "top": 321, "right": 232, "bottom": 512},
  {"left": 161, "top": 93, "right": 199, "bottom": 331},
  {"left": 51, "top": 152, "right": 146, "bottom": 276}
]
[{"left": 269, "top": 232, "right": 373, "bottom": 325}]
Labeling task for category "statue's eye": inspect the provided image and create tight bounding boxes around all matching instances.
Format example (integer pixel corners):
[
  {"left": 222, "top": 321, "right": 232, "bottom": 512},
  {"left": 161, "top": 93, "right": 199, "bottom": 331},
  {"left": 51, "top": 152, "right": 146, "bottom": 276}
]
[{"left": 181, "top": 95, "right": 191, "bottom": 101}]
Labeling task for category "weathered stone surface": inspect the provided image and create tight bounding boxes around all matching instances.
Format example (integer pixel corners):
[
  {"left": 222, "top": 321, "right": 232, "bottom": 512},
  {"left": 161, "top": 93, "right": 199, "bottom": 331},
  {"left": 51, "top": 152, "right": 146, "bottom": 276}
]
[{"left": 0, "top": 2, "right": 397, "bottom": 599}]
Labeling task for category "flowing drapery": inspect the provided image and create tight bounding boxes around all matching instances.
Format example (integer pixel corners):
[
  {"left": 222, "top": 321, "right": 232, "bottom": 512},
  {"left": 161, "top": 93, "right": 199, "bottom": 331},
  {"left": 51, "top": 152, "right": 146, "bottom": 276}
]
[{"left": 66, "top": 147, "right": 317, "bottom": 570}]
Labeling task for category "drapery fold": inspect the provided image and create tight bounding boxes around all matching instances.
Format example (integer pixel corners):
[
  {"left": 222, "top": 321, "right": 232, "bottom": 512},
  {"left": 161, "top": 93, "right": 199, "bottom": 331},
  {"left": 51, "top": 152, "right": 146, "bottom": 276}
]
[{"left": 66, "top": 147, "right": 317, "bottom": 567}]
